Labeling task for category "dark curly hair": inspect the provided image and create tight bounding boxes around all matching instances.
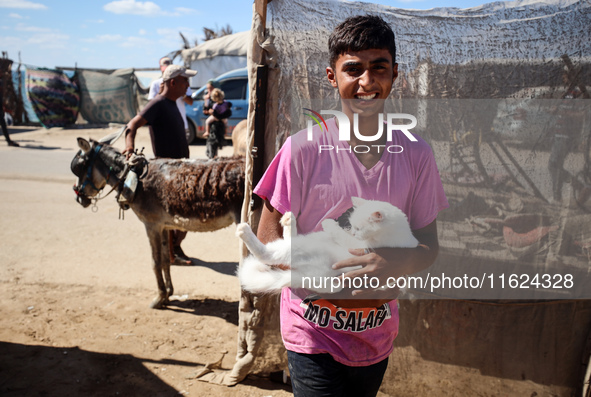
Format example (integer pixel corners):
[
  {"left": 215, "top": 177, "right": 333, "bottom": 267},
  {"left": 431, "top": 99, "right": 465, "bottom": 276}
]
[{"left": 328, "top": 15, "right": 396, "bottom": 69}]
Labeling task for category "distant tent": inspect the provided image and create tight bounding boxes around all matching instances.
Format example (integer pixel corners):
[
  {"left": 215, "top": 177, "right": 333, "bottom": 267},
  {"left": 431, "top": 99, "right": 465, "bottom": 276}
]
[
  {"left": 26, "top": 67, "right": 79, "bottom": 128},
  {"left": 76, "top": 68, "right": 148, "bottom": 124},
  {"left": 181, "top": 31, "right": 249, "bottom": 89},
  {"left": 13, "top": 70, "right": 39, "bottom": 123}
]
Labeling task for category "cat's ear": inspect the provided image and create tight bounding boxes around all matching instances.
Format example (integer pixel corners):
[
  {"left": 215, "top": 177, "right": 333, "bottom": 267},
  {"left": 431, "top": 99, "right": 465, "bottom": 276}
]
[
  {"left": 370, "top": 211, "right": 384, "bottom": 223},
  {"left": 351, "top": 197, "right": 365, "bottom": 207}
]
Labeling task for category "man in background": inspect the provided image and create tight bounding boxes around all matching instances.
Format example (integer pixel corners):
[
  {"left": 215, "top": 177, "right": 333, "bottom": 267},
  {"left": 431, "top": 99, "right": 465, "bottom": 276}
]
[
  {"left": 124, "top": 64, "right": 197, "bottom": 265},
  {"left": 0, "top": 81, "right": 19, "bottom": 147},
  {"left": 148, "top": 57, "right": 194, "bottom": 141}
]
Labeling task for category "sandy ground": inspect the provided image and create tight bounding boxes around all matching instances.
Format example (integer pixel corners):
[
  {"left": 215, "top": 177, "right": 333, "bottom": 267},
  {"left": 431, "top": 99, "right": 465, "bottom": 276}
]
[{"left": 0, "top": 125, "right": 293, "bottom": 397}]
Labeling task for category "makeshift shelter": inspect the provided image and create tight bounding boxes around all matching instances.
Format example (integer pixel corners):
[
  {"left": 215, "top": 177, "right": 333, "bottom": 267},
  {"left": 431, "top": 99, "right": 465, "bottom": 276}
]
[
  {"left": 180, "top": 31, "right": 249, "bottom": 89},
  {"left": 18, "top": 66, "right": 149, "bottom": 128},
  {"left": 196, "top": 0, "right": 591, "bottom": 395},
  {"left": 26, "top": 67, "right": 79, "bottom": 128},
  {"left": 76, "top": 68, "right": 148, "bottom": 125}
]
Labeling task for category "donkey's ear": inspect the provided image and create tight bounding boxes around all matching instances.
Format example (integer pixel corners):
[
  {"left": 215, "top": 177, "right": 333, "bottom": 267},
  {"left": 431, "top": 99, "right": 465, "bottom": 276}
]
[{"left": 77, "top": 138, "right": 92, "bottom": 154}]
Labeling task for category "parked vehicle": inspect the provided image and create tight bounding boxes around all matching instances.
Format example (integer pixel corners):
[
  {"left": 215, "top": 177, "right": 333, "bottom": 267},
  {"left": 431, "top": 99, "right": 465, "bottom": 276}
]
[{"left": 185, "top": 68, "right": 248, "bottom": 144}]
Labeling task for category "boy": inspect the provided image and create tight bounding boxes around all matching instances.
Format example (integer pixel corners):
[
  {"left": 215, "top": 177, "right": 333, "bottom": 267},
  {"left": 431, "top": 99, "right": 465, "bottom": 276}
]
[{"left": 253, "top": 15, "right": 448, "bottom": 396}]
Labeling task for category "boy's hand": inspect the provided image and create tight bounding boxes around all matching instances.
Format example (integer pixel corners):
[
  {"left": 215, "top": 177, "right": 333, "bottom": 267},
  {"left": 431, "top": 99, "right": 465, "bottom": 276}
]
[
  {"left": 323, "top": 249, "right": 402, "bottom": 308},
  {"left": 333, "top": 248, "right": 395, "bottom": 283}
]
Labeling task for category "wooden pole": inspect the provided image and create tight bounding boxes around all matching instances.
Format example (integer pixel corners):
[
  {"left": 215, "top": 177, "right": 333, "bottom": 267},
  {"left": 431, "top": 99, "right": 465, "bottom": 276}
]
[
  {"left": 250, "top": 0, "right": 271, "bottom": 211},
  {"left": 255, "top": 0, "right": 268, "bottom": 28},
  {"left": 251, "top": 65, "right": 268, "bottom": 211}
]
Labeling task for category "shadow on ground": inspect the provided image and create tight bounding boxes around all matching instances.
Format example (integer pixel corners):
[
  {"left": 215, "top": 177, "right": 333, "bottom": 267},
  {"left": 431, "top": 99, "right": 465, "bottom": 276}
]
[
  {"left": 180, "top": 259, "right": 238, "bottom": 277},
  {"left": 166, "top": 298, "right": 239, "bottom": 326},
  {"left": 0, "top": 342, "right": 191, "bottom": 396},
  {"left": 6, "top": 127, "right": 40, "bottom": 135}
]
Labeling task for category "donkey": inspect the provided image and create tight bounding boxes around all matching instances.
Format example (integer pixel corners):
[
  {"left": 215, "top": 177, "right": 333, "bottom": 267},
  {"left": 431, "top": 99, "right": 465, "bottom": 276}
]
[{"left": 71, "top": 136, "right": 245, "bottom": 309}]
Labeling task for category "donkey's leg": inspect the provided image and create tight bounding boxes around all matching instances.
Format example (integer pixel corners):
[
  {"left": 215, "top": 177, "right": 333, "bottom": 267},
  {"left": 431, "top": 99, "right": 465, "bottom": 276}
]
[
  {"left": 145, "top": 225, "right": 167, "bottom": 309},
  {"left": 168, "top": 230, "right": 176, "bottom": 263},
  {"left": 160, "top": 229, "right": 174, "bottom": 300}
]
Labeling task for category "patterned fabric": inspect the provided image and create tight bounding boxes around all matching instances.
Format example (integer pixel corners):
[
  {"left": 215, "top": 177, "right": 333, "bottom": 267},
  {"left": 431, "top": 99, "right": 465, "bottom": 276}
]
[
  {"left": 77, "top": 68, "right": 139, "bottom": 124},
  {"left": 26, "top": 67, "right": 79, "bottom": 128}
]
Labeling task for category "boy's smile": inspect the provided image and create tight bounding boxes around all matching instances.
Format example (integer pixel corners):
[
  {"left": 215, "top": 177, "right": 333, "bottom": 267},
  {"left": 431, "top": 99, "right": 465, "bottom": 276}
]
[{"left": 327, "top": 48, "right": 398, "bottom": 118}]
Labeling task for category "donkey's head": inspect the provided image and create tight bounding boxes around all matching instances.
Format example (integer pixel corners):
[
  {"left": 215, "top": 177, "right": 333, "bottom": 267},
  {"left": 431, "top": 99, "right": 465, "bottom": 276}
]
[{"left": 71, "top": 138, "right": 123, "bottom": 208}]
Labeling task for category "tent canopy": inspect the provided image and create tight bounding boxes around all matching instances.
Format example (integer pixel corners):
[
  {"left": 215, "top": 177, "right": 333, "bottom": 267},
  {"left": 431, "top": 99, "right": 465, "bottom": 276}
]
[{"left": 181, "top": 31, "right": 249, "bottom": 88}]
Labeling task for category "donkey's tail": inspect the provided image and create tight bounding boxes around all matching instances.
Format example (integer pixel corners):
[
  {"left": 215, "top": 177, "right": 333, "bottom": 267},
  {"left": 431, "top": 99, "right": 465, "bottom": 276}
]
[{"left": 237, "top": 256, "right": 291, "bottom": 294}]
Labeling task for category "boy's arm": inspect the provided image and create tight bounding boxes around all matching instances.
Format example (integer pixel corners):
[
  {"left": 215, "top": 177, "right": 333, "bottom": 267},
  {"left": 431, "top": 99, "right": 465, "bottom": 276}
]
[
  {"left": 257, "top": 199, "right": 440, "bottom": 308},
  {"left": 257, "top": 200, "right": 284, "bottom": 244},
  {"left": 329, "top": 219, "right": 439, "bottom": 307},
  {"left": 334, "top": 219, "right": 439, "bottom": 280},
  {"left": 256, "top": 200, "right": 290, "bottom": 271}
]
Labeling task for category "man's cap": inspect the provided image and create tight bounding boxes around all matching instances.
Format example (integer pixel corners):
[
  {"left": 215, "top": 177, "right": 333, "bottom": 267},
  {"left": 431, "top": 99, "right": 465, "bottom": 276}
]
[
  {"left": 159, "top": 57, "right": 172, "bottom": 67},
  {"left": 162, "top": 64, "right": 197, "bottom": 81}
]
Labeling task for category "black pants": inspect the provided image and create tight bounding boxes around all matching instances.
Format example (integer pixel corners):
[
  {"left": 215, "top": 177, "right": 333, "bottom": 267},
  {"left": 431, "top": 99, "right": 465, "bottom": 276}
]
[
  {"left": 287, "top": 351, "right": 389, "bottom": 397},
  {"left": 0, "top": 94, "right": 14, "bottom": 144},
  {"left": 205, "top": 120, "right": 225, "bottom": 159}
]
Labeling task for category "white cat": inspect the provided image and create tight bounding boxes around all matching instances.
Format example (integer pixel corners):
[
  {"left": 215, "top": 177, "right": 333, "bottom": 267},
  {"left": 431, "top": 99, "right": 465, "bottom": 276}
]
[{"left": 235, "top": 197, "right": 419, "bottom": 295}]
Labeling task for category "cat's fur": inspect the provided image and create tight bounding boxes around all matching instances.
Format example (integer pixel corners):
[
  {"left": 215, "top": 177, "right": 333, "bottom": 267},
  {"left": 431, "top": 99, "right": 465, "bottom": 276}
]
[{"left": 236, "top": 197, "right": 419, "bottom": 295}]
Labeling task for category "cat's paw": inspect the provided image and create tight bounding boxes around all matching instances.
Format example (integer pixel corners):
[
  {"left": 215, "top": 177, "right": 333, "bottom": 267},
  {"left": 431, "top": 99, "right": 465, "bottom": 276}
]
[
  {"left": 235, "top": 223, "right": 251, "bottom": 238},
  {"left": 280, "top": 212, "right": 294, "bottom": 228}
]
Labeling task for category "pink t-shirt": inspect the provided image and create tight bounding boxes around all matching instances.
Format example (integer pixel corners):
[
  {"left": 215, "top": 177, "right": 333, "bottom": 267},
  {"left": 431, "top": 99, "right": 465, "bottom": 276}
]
[{"left": 254, "top": 117, "right": 448, "bottom": 366}]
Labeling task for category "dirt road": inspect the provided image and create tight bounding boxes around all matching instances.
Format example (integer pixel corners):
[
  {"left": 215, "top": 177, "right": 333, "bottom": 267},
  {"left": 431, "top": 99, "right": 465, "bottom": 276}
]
[{"left": 0, "top": 126, "right": 292, "bottom": 397}]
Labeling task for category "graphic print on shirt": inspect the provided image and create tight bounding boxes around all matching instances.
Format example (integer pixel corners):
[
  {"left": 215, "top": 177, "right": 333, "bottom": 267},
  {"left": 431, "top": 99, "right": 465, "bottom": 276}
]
[{"left": 300, "top": 295, "right": 392, "bottom": 333}]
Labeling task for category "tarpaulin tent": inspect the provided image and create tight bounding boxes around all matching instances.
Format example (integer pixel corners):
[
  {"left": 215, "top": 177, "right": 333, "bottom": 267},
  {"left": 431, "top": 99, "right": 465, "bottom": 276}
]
[
  {"left": 76, "top": 68, "right": 148, "bottom": 125},
  {"left": 26, "top": 67, "right": 79, "bottom": 128},
  {"left": 13, "top": 70, "right": 39, "bottom": 124},
  {"left": 194, "top": 0, "right": 591, "bottom": 395},
  {"left": 180, "top": 31, "right": 249, "bottom": 89}
]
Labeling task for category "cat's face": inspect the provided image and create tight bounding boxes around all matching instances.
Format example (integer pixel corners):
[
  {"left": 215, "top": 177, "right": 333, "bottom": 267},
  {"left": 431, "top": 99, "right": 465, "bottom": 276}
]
[
  {"left": 350, "top": 215, "right": 381, "bottom": 240},
  {"left": 348, "top": 197, "right": 407, "bottom": 241},
  {"left": 349, "top": 198, "right": 386, "bottom": 240}
]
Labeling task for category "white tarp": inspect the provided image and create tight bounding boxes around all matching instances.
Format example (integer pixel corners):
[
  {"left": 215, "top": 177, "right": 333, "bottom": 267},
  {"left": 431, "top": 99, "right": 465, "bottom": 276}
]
[
  {"left": 181, "top": 31, "right": 249, "bottom": 88},
  {"left": 266, "top": 0, "right": 590, "bottom": 148}
]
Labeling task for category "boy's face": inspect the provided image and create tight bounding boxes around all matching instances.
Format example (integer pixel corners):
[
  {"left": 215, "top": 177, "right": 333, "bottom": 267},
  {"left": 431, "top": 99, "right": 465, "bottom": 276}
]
[{"left": 326, "top": 48, "right": 398, "bottom": 117}]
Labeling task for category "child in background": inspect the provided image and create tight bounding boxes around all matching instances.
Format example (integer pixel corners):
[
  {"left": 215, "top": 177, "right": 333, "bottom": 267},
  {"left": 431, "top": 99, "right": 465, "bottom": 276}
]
[{"left": 203, "top": 88, "right": 232, "bottom": 138}]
